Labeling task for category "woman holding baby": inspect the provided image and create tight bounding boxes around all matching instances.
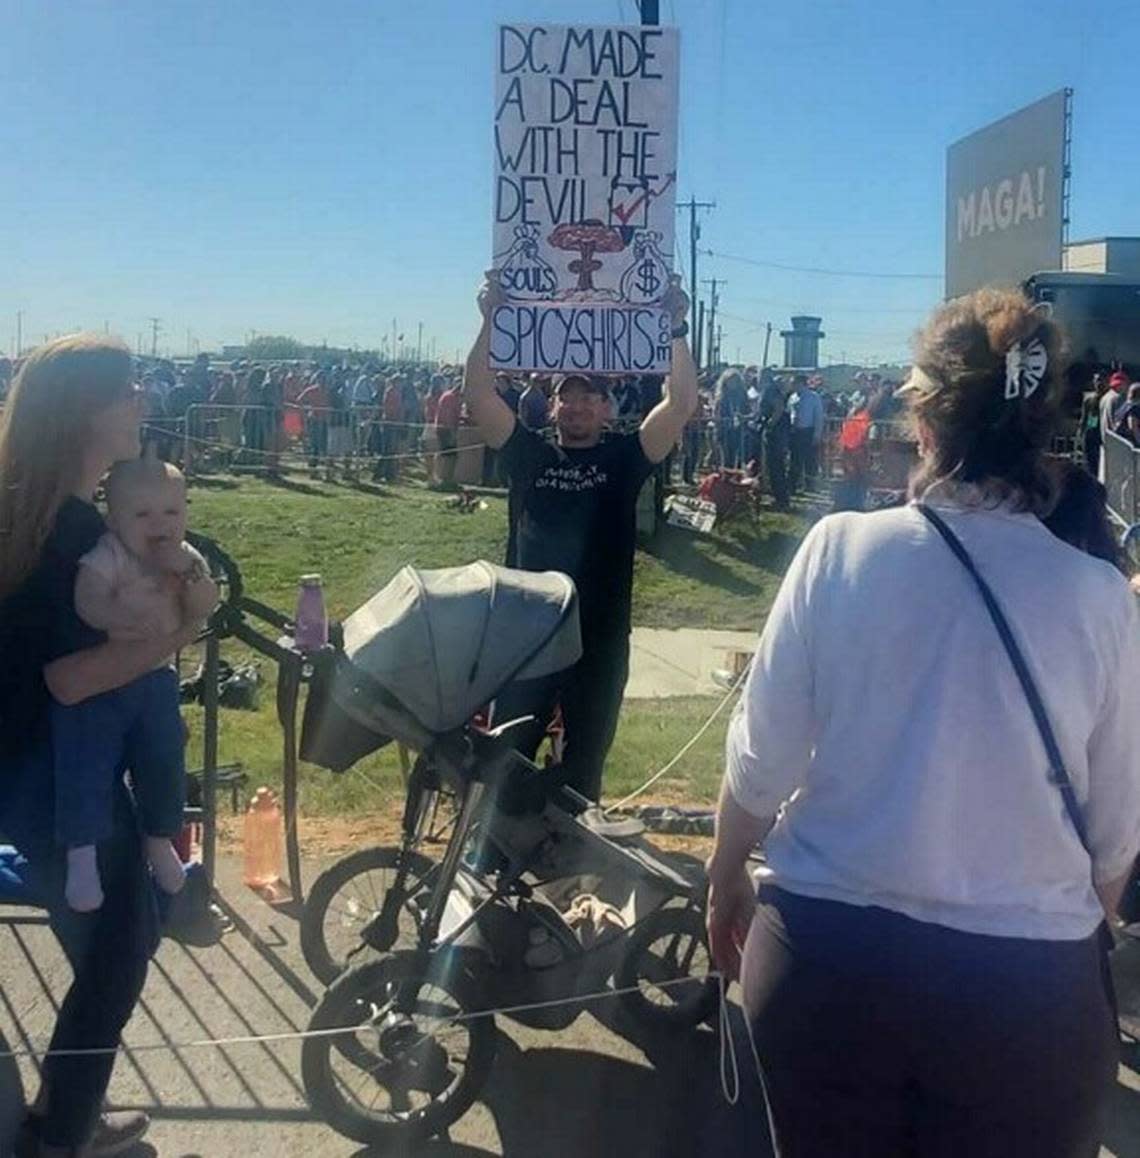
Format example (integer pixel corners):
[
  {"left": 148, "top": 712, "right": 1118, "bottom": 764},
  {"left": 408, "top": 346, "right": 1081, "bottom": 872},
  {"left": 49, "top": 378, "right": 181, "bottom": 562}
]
[{"left": 0, "top": 335, "right": 217, "bottom": 1156}]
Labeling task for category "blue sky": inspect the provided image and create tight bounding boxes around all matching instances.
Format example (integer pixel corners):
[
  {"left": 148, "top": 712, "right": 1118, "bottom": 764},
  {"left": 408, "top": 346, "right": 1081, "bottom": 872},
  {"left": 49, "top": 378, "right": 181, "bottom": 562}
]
[{"left": 1, "top": 0, "right": 1136, "bottom": 365}]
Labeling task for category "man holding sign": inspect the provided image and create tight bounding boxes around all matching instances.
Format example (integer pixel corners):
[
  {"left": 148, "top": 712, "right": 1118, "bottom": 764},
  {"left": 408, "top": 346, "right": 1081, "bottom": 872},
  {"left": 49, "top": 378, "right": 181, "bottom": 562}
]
[{"left": 464, "top": 273, "right": 697, "bottom": 801}]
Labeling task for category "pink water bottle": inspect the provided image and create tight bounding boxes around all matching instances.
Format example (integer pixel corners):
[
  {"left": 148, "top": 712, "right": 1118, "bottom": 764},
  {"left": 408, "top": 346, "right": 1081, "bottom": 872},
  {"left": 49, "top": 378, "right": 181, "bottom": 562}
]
[{"left": 294, "top": 573, "right": 328, "bottom": 651}]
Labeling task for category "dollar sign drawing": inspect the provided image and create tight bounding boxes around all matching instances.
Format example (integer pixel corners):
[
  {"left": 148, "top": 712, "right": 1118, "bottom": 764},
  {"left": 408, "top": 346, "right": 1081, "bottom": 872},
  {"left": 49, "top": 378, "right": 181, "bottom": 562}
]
[{"left": 635, "top": 258, "right": 661, "bottom": 298}]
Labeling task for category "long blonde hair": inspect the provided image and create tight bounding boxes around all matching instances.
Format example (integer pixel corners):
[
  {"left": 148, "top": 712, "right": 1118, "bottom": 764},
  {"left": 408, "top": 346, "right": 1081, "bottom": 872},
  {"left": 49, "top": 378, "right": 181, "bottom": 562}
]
[{"left": 0, "top": 334, "right": 134, "bottom": 600}]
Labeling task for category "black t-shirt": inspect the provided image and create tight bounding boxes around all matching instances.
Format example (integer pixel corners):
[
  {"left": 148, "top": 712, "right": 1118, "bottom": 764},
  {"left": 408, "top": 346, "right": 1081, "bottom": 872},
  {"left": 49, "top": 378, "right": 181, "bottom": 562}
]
[
  {"left": 0, "top": 498, "right": 106, "bottom": 762},
  {"left": 500, "top": 424, "right": 654, "bottom": 644}
]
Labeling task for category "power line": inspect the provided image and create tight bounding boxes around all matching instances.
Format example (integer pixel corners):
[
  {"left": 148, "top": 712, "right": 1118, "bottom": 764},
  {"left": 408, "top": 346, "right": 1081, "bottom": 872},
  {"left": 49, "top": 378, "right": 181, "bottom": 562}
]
[
  {"left": 722, "top": 309, "right": 910, "bottom": 340},
  {"left": 704, "top": 248, "right": 941, "bottom": 281},
  {"left": 731, "top": 293, "right": 930, "bottom": 316}
]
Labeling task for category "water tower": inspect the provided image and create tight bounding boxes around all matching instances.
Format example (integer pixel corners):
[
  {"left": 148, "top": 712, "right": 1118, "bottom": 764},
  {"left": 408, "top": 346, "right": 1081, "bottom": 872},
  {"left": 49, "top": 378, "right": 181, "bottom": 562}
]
[{"left": 780, "top": 316, "right": 826, "bottom": 369}]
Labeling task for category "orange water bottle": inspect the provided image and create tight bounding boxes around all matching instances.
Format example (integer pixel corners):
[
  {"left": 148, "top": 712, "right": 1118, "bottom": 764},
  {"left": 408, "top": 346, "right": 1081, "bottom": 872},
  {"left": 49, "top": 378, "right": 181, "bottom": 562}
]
[{"left": 243, "top": 787, "right": 283, "bottom": 891}]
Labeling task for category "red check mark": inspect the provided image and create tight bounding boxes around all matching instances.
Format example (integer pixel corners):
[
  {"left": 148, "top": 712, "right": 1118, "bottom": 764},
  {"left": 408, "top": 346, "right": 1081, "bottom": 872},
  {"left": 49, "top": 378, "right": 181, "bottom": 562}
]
[{"left": 611, "top": 172, "right": 676, "bottom": 227}]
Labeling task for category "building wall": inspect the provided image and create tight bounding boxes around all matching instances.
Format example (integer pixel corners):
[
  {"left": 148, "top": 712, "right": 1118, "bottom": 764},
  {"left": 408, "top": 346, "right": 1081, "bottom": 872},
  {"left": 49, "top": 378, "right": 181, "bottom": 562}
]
[
  {"left": 1063, "top": 241, "right": 1107, "bottom": 273},
  {"left": 1104, "top": 238, "right": 1140, "bottom": 276},
  {"left": 1063, "top": 238, "right": 1140, "bottom": 276}
]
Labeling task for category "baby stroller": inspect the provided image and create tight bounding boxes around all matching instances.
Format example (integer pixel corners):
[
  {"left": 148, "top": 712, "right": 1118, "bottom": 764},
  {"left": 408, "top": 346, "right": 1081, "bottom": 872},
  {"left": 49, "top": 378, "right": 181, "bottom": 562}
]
[{"left": 298, "top": 561, "right": 716, "bottom": 1146}]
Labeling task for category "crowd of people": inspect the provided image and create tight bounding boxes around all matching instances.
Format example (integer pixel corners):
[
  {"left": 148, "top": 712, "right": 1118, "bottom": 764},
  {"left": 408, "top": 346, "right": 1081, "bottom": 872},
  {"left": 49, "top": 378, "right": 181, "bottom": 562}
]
[
  {"left": 1082, "top": 368, "right": 1140, "bottom": 480},
  {"left": 3, "top": 350, "right": 917, "bottom": 515},
  {"left": 1, "top": 280, "right": 1139, "bottom": 1157}
]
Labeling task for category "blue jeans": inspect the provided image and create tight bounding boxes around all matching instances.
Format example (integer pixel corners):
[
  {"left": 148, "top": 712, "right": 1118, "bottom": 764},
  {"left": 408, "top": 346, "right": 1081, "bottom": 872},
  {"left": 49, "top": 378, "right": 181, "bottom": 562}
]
[
  {"left": 52, "top": 666, "right": 185, "bottom": 847},
  {"left": 1, "top": 745, "right": 158, "bottom": 1148}
]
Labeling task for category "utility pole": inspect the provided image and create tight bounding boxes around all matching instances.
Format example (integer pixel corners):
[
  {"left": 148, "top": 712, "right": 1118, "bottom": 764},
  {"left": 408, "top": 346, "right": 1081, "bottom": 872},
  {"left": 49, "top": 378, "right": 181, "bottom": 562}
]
[
  {"left": 701, "top": 278, "right": 723, "bottom": 371},
  {"left": 392, "top": 318, "right": 398, "bottom": 365},
  {"left": 696, "top": 300, "right": 705, "bottom": 371},
  {"left": 762, "top": 322, "right": 773, "bottom": 369},
  {"left": 677, "top": 198, "right": 715, "bottom": 365},
  {"left": 716, "top": 324, "right": 723, "bottom": 367},
  {"left": 147, "top": 317, "right": 161, "bottom": 358},
  {"left": 416, "top": 321, "right": 423, "bottom": 366}
]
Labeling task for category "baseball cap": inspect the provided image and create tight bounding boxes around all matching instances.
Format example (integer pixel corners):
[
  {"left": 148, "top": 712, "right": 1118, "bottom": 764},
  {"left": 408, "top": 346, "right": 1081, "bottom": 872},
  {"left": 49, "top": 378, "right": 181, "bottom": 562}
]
[
  {"left": 552, "top": 373, "right": 610, "bottom": 398},
  {"left": 1109, "top": 371, "right": 1129, "bottom": 390}
]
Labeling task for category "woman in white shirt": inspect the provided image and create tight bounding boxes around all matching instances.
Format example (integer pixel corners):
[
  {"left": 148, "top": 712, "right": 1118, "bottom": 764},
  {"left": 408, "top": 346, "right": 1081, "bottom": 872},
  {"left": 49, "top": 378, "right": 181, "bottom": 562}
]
[{"left": 707, "top": 287, "right": 1140, "bottom": 1158}]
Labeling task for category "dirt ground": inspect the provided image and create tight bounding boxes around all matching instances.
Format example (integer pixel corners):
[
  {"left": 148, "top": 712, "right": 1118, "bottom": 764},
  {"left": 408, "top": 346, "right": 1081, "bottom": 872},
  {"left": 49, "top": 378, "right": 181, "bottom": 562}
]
[{"left": 215, "top": 801, "right": 715, "bottom": 862}]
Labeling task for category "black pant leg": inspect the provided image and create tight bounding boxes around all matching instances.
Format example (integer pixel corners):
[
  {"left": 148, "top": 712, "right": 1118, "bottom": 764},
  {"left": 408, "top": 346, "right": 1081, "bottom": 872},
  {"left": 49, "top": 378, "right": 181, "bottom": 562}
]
[
  {"left": 766, "top": 429, "right": 790, "bottom": 509},
  {"left": 805, "top": 436, "right": 819, "bottom": 485},
  {"left": 557, "top": 638, "right": 630, "bottom": 801},
  {"left": 13, "top": 784, "right": 157, "bottom": 1149}
]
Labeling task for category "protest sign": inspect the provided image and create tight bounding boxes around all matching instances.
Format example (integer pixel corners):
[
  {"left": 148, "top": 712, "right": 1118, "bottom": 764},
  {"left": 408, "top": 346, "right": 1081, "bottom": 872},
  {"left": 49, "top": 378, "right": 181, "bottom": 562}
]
[
  {"left": 665, "top": 494, "right": 717, "bottom": 533},
  {"left": 489, "top": 24, "right": 680, "bottom": 375}
]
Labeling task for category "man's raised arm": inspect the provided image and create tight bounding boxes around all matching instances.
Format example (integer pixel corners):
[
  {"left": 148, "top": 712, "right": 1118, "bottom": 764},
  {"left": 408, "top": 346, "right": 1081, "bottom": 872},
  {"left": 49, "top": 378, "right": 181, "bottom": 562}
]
[
  {"left": 463, "top": 272, "right": 516, "bottom": 451},
  {"left": 640, "top": 278, "right": 698, "bottom": 464}
]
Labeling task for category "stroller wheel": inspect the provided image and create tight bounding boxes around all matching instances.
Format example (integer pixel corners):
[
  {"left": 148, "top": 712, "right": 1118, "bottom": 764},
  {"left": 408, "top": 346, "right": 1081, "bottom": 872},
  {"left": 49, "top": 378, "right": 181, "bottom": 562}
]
[
  {"left": 302, "top": 951, "right": 497, "bottom": 1146},
  {"left": 301, "top": 846, "right": 437, "bottom": 985},
  {"left": 617, "top": 905, "right": 719, "bottom": 1030}
]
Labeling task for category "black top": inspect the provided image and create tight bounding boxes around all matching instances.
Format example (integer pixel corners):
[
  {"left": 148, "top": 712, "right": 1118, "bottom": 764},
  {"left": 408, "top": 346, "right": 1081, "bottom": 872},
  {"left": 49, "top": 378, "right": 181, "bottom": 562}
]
[
  {"left": 500, "top": 424, "right": 654, "bottom": 645},
  {"left": 0, "top": 498, "right": 106, "bottom": 763}
]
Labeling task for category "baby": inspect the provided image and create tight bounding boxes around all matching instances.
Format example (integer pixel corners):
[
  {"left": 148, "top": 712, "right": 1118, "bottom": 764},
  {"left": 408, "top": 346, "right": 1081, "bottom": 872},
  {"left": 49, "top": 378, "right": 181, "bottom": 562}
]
[{"left": 53, "top": 458, "right": 217, "bottom": 911}]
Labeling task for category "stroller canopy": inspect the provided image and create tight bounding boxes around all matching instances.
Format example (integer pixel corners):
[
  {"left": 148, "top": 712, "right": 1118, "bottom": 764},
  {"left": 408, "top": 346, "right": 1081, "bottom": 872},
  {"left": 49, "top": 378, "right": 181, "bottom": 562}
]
[{"left": 340, "top": 561, "right": 581, "bottom": 735}]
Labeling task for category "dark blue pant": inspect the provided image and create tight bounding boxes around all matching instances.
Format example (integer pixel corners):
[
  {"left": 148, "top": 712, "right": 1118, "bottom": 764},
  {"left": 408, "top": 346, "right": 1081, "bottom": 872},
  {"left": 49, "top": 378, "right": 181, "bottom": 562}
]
[
  {"left": 741, "top": 886, "right": 1116, "bottom": 1158},
  {"left": 52, "top": 667, "right": 185, "bottom": 848},
  {"left": 1, "top": 752, "right": 158, "bottom": 1148}
]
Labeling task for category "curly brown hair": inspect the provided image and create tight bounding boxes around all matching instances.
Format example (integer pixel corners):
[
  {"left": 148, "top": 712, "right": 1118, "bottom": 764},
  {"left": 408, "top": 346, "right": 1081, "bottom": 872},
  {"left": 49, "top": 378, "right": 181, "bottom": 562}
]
[{"left": 906, "top": 287, "right": 1066, "bottom": 512}]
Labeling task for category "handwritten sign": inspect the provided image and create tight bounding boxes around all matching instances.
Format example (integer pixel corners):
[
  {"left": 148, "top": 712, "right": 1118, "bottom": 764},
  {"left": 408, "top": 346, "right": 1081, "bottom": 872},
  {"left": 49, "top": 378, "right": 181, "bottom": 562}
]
[
  {"left": 490, "top": 24, "right": 680, "bottom": 374},
  {"left": 665, "top": 494, "right": 717, "bottom": 533}
]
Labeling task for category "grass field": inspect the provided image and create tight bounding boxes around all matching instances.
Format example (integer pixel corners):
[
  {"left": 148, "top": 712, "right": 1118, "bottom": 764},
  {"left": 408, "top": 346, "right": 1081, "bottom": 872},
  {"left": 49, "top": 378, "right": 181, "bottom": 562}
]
[{"left": 182, "top": 475, "right": 809, "bottom": 819}]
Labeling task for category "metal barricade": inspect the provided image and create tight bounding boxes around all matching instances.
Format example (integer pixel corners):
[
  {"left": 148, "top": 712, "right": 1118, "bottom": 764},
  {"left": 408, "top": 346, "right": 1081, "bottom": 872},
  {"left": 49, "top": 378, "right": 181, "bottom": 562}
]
[
  {"left": 1104, "top": 430, "right": 1139, "bottom": 528},
  {"left": 820, "top": 417, "right": 916, "bottom": 495},
  {"left": 180, "top": 403, "right": 444, "bottom": 478}
]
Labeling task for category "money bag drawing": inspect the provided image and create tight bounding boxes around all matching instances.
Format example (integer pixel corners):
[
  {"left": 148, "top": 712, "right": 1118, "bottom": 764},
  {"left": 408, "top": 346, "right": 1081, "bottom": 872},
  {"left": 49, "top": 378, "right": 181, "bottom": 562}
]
[
  {"left": 494, "top": 224, "right": 558, "bottom": 300},
  {"left": 618, "top": 230, "right": 671, "bottom": 305}
]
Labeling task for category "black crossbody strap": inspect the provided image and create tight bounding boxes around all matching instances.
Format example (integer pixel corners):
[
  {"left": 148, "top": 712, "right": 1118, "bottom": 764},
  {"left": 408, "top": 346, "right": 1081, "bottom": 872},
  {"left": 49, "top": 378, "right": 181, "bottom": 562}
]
[{"left": 916, "top": 503, "right": 1092, "bottom": 855}]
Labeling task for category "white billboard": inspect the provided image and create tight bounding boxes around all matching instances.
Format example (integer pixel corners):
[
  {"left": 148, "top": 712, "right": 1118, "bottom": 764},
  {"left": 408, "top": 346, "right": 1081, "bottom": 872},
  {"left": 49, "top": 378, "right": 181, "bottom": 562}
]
[
  {"left": 489, "top": 24, "right": 680, "bottom": 374},
  {"left": 945, "top": 91, "right": 1068, "bottom": 299}
]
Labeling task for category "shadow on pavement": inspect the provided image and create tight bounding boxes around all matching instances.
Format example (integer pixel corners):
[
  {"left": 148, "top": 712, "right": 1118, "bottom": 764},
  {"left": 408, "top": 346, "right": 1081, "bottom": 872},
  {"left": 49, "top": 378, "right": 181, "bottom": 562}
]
[
  {"left": 346, "top": 1005, "right": 774, "bottom": 1158},
  {"left": 8, "top": 892, "right": 1140, "bottom": 1158},
  {"left": 211, "top": 894, "right": 318, "bottom": 1009},
  {"left": 481, "top": 1020, "right": 773, "bottom": 1158}
]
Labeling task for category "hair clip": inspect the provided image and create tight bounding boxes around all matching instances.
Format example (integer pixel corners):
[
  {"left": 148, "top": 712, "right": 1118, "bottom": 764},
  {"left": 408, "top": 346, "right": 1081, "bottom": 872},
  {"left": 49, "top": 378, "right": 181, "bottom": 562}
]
[{"left": 1005, "top": 336, "right": 1048, "bottom": 401}]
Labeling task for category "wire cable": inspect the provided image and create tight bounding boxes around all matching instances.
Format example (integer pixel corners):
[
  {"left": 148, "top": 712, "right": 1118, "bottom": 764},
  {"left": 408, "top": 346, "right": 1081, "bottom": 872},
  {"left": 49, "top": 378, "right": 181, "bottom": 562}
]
[
  {"left": 604, "top": 662, "right": 749, "bottom": 815},
  {"left": 705, "top": 248, "right": 941, "bottom": 281}
]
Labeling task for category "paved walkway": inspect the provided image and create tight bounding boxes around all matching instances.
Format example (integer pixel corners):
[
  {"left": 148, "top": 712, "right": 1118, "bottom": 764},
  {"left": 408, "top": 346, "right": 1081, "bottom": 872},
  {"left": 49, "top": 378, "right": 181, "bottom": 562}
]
[
  {"left": 0, "top": 857, "right": 771, "bottom": 1158},
  {"left": 4, "top": 864, "right": 1140, "bottom": 1156},
  {"left": 627, "top": 628, "right": 756, "bottom": 699}
]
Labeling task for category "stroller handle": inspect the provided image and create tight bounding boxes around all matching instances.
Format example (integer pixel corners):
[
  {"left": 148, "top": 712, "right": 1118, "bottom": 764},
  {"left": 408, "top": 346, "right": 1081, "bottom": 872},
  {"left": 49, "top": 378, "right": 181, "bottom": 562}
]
[{"left": 185, "top": 531, "right": 244, "bottom": 636}]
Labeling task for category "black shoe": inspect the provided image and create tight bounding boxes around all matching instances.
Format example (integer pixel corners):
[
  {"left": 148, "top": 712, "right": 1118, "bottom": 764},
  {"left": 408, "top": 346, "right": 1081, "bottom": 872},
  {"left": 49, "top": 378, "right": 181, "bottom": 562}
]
[{"left": 17, "top": 1109, "right": 150, "bottom": 1157}]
